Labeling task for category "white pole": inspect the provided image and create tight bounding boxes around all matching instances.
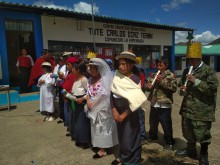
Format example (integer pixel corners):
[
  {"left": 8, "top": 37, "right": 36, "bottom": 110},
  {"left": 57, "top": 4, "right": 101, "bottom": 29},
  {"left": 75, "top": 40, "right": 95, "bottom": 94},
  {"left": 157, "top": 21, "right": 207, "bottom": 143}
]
[{"left": 91, "top": 0, "right": 96, "bottom": 52}]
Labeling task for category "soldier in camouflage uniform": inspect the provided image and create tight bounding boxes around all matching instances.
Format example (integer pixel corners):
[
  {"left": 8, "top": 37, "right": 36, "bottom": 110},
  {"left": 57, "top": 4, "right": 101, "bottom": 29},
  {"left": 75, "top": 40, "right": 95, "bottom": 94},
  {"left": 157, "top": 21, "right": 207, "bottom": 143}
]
[
  {"left": 175, "top": 42, "right": 219, "bottom": 165},
  {"left": 145, "top": 57, "right": 177, "bottom": 150}
]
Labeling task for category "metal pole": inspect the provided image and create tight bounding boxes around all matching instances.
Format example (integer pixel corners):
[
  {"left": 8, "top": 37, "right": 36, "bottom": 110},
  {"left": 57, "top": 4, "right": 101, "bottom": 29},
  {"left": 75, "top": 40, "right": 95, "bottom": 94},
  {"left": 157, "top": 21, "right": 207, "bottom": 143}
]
[{"left": 91, "top": 0, "right": 96, "bottom": 52}]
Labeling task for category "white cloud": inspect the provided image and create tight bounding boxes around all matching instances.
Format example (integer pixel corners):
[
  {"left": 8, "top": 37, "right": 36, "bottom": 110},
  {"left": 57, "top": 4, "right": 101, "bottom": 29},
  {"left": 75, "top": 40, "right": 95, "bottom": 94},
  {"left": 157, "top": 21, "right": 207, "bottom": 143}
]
[
  {"left": 161, "top": 0, "right": 191, "bottom": 11},
  {"left": 33, "top": 0, "right": 73, "bottom": 11},
  {"left": 175, "top": 31, "right": 220, "bottom": 44},
  {"left": 193, "top": 31, "right": 220, "bottom": 45},
  {"left": 33, "top": 0, "right": 99, "bottom": 14},
  {"left": 74, "top": 2, "right": 99, "bottom": 14}
]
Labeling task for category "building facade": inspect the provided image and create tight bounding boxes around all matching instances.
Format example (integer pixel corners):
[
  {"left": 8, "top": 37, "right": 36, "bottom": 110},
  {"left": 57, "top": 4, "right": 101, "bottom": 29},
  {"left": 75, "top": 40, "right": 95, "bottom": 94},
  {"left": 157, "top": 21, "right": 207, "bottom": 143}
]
[{"left": 0, "top": 1, "right": 193, "bottom": 87}]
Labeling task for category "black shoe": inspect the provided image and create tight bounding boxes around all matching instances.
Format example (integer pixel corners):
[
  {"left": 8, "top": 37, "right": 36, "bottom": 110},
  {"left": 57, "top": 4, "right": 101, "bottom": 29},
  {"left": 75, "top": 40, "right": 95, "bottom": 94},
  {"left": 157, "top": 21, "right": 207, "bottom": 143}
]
[
  {"left": 80, "top": 143, "right": 91, "bottom": 149},
  {"left": 57, "top": 120, "right": 63, "bottom": 124},
  {"left": 163, "top": 144, "right": 173, "bottom": 151},
  {"left": 35, "top": 109, "right": 40, "bottom": 112},
  {"left": 111, "top": 158, "right": 121, "bottom": 165},
  {"left": 145, "top": 138, "right": 157, "bottom": 144},
  {"left": 66, "top": 133, "right": 71, "bottom": 137},
  {"left": 175, "top": 148, "right": 197, "bottom": 159},
  {"left": 199, "top": 154, "right": 209, "bottom": 165}
]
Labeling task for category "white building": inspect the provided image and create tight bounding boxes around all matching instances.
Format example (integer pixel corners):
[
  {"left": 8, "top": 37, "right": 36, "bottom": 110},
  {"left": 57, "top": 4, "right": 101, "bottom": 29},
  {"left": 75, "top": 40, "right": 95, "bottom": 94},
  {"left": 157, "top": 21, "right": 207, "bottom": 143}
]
[{"left": 0, "top": 1, "right": 193, "bottom": 87}]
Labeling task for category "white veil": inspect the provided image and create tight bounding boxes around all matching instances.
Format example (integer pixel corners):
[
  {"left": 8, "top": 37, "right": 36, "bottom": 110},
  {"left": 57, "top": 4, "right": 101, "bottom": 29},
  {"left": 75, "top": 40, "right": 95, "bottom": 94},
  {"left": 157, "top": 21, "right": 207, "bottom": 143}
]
[{"left": 87, "top": 58, "right": 113, "bottom": 121}]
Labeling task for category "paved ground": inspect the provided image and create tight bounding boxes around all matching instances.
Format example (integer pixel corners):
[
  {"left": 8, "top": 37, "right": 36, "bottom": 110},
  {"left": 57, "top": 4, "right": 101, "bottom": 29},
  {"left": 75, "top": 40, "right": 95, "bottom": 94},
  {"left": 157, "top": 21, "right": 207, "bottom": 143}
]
[{"left": 0, "top": 75, "right": 220, "bottom": 165}]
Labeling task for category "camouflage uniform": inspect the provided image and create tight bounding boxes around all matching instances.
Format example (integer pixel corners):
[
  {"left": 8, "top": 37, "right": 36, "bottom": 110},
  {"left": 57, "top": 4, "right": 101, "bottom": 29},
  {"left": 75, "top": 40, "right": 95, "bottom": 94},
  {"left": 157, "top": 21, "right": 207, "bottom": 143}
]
[
  {"left": 178, "top": 63, "right": 219, "bottom": 144},
  {"left": 146, "top": 69, "right": 177, "bottom": 145},
  {"left": 147, "top": 70, "right": 177, "bottom": 104}
]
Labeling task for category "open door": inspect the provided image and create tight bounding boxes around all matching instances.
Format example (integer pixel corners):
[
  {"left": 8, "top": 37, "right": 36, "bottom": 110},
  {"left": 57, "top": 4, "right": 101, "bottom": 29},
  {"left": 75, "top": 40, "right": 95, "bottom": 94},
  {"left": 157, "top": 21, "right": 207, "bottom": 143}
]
[{"left": 5, "top": 19, "right": 36, "bottom": 87}]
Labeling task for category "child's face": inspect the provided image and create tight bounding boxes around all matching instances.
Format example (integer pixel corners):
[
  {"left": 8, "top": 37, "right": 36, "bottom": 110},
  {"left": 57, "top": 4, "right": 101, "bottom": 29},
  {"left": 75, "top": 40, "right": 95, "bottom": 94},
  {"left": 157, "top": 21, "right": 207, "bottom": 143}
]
[
  {"left": 118, "top": 59, "right": 133, "bottom": 75},
  {"left": 159, "top": 62, "right": 167, "bottom": 72},
  {"left": 72, "top": 67, "right": 78, "bottom": 76},
  {"left": 42, "top": 67, "right": 47, "bottom": 73}
]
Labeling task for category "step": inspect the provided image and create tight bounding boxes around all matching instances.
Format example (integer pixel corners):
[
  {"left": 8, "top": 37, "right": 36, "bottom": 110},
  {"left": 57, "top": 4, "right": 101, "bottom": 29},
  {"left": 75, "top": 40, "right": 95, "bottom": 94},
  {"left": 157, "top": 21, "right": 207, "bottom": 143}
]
[
  {"left": 0, "top": 90, "right": 19, "bottom": 106},
  {"left": 19, "top": 92, "right": 40, "bottom": 103},
  {"left": 0, "top": 90, "right": 40, "bottom": 106}
]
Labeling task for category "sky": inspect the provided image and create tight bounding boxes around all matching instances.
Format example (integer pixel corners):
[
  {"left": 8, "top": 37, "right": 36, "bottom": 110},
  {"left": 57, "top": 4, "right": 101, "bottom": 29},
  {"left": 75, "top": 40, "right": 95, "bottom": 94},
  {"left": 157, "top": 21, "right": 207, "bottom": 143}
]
[{"left": 3, "top": 0, "right": 220, "bottom": 44}]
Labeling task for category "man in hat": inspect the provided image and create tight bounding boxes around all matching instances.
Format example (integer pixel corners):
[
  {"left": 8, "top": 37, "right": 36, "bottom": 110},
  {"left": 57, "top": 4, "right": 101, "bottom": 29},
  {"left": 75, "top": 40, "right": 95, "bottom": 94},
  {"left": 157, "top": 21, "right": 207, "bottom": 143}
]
[{"left": 175, "top": 42, "right": 219, "bottom": 165}]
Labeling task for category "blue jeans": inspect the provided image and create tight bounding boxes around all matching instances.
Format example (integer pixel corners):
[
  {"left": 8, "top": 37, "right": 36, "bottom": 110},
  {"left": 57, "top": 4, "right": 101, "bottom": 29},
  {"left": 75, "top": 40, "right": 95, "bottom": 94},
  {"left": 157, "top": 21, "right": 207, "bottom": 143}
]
[{"left": 149, "top": 106, "right": 175, "bottom": 145}]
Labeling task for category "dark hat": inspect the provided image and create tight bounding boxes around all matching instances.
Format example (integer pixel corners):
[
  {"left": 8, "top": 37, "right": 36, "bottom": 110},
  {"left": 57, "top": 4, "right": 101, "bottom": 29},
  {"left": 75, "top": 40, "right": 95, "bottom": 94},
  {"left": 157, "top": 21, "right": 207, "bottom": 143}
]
[{"left": 115, "top": 51, "right": 138, "bottom": 64}]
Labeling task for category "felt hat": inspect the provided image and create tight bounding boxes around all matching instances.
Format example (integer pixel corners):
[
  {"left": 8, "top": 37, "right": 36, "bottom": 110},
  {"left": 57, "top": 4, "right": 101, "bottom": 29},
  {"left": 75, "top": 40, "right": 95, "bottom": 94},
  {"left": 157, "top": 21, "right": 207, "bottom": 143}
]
[{"left": 115, "top": 51, "right": 138, "bottom": 64}]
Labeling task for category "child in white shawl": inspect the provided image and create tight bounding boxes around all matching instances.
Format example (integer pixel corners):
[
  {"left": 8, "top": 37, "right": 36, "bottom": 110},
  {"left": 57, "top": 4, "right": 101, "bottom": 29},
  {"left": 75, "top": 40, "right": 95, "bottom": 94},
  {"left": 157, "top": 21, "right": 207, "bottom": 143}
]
[{"left": 37, "top": 62, "right": 55, "bottom": 121}]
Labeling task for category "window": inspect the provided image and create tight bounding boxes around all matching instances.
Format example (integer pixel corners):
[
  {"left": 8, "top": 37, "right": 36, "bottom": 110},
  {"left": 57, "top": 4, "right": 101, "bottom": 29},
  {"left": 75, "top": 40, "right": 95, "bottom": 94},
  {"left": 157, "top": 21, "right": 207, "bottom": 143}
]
[
  {"left": 77, "top": 19, "right": 84, "bottom": 31},
  {"left": 5, "top": 19, "right": 33, "bottom": 32}
]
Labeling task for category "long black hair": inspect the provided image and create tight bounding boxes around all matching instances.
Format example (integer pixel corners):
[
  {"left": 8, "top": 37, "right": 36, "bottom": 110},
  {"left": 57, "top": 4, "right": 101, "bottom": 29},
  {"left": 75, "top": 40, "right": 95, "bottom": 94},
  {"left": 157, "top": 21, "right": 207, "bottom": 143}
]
[{"left": 74, "top": 61, "right": 90, "bottom": 78}]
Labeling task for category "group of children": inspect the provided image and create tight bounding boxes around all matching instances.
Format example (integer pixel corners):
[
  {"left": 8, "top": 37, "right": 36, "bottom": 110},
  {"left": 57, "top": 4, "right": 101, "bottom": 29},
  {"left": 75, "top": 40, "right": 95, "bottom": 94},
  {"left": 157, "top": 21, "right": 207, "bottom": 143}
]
[{"left": 37, "top": 51, "right": 177, "bottom": 165}]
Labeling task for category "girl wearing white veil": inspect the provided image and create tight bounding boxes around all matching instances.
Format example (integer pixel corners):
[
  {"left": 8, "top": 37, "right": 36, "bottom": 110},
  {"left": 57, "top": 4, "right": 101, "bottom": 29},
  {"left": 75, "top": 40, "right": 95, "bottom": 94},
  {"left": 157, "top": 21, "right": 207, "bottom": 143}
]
[{"left": 85, "top": 58, "right": 118, "bottom": 159}]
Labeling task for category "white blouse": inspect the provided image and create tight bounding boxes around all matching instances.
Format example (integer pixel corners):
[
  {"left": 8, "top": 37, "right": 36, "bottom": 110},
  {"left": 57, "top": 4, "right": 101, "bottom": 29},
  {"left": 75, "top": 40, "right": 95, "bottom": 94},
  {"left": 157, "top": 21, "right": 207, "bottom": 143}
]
[{"left": 71, "top": 76, "right": 88, "bottom": 96}]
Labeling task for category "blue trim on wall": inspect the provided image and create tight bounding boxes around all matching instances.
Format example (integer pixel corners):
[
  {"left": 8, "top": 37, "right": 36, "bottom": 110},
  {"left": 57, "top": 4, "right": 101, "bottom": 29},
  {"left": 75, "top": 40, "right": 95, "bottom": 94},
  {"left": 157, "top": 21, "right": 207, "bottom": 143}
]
[
  {"left": 170, "top": 31, "right": 175, "bottom": 72},
  {"left": 0, "top": 9, "right": 43, "bottom": 85}
]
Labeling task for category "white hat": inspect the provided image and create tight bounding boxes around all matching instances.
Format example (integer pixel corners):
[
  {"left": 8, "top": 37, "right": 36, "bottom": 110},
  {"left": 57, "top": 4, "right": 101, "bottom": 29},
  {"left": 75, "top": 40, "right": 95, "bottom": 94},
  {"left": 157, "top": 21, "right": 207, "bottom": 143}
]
[
  {"left": 42, "top": 62, "right": 51, "bottom": 66},
  {"left": 63, "top": 52, "right": 73, "bottom": 56}
]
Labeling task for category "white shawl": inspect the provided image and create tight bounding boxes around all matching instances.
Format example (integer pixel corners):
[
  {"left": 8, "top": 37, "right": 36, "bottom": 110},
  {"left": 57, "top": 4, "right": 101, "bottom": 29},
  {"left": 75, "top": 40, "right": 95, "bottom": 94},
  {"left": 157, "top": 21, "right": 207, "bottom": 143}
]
[{"left": 111, "top": 70, "right": 148, "bottom": 112}]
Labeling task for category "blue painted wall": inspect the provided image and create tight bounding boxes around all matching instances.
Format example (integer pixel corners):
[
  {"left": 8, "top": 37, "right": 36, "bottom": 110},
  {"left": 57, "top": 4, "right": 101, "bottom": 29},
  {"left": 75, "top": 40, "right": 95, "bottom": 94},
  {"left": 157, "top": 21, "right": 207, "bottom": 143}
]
[{"left": 0, "top": 9, "right": 43, "bottom": 85}]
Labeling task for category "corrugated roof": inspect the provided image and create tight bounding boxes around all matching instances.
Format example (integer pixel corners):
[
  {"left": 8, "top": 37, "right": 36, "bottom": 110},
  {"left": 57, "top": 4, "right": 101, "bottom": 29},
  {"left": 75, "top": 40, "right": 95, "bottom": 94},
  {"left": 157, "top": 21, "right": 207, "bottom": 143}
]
[
  {"left": 0, "top": 1, "right": 194, "bottom": 31},
  {"left": 175, "top": 45, "right": 220, "bottom": 56}
]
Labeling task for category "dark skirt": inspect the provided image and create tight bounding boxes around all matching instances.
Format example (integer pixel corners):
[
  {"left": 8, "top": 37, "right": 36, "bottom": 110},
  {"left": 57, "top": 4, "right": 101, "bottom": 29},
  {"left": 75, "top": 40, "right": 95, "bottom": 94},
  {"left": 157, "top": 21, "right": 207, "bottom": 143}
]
[
  {"left": 19, "top": 67, "right": 31, "bottom": 93},
  {"left": 74, "top": 99, "right": 91, "bottom": 144},
  {"left": 114, "top": 98, "right": 141, "bottom": 164}
]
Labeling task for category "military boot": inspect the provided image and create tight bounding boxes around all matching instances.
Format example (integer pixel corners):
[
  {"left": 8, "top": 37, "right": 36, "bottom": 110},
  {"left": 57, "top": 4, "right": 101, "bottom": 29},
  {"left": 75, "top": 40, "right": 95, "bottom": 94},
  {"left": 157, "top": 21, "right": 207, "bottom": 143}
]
[
  {"left": 199, "top": 143, "right": 209, "bottom": 165},
  {"left": 175, "top": 143, "right": 197, "bottom": 159},
  {"left": 199, "top": 154, "right": 209, "bottom": 165}
]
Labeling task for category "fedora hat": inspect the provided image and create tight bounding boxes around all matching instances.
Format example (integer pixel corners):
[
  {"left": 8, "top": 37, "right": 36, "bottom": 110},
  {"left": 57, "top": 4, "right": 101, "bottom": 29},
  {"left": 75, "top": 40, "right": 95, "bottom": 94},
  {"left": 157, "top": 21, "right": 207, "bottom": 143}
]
[{"left": 115, "top": 51, "right": 138, "bottom": 64}]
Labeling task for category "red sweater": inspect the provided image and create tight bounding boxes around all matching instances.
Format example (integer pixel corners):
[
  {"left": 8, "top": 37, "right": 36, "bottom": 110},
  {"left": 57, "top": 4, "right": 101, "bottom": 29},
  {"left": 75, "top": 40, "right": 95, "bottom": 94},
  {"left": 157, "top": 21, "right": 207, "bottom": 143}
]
[{"left": 62, "top": 72, "right": 77, "bottom": 93}]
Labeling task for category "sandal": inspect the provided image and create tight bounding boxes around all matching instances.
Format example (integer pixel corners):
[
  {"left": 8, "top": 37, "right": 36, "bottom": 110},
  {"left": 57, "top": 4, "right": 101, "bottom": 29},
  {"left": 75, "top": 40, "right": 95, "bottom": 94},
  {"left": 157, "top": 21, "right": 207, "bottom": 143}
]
[
  {"left": 93, "top": 149, "right": 107, "bottom": 159},
  {"left": 111, "top": 158, "right": 121, "bottom": 165}
]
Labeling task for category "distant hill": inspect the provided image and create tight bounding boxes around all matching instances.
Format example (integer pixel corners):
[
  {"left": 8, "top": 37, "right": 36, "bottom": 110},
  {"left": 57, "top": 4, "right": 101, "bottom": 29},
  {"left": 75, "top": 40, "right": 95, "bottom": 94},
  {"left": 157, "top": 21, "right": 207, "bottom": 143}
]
[
  {"left": 175, "top": 42, "right": 187, "bottom": 45},
  {"left": 176, "top": 38, "right": 220, "bottom": 46},
  {"left": 208, "top": 38, "right": 220, "bottom": 45}
]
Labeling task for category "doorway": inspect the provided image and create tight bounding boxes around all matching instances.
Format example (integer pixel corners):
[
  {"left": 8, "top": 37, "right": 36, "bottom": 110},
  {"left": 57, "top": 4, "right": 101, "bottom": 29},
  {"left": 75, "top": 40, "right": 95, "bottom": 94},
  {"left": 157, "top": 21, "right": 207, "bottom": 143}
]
[{"left": 5, "top": 19, "right": 36, "bottom": 87}]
